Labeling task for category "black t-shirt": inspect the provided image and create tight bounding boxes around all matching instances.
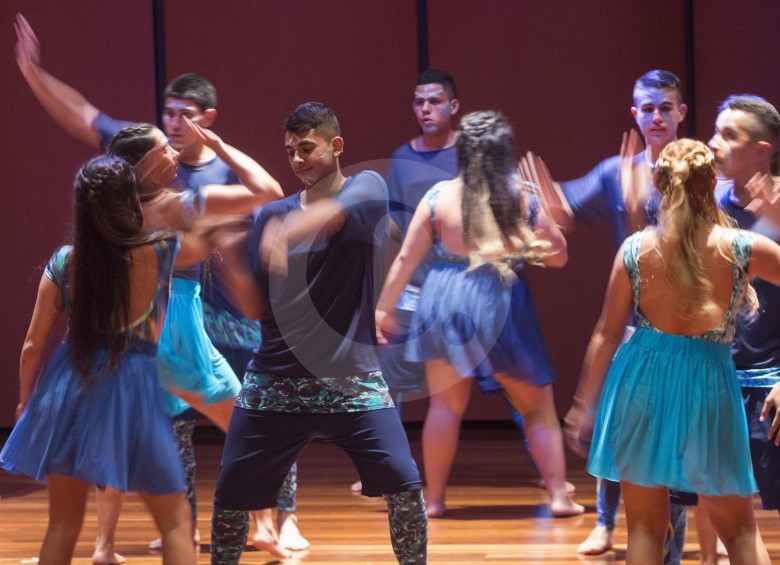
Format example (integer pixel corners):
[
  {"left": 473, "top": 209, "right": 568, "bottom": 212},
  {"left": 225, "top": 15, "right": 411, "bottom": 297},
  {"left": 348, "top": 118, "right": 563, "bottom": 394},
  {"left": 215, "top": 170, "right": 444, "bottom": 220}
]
[{"left": 247, "top": 171, "right": 389, "bottom": 377}]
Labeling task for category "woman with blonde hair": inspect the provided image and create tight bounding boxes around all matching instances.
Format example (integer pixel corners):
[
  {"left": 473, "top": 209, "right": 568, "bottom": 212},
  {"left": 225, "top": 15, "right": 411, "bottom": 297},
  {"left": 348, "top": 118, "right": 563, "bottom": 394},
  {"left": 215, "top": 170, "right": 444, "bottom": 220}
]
[{"left": 566, "top": 138, "right": 780, "bottom": 563}]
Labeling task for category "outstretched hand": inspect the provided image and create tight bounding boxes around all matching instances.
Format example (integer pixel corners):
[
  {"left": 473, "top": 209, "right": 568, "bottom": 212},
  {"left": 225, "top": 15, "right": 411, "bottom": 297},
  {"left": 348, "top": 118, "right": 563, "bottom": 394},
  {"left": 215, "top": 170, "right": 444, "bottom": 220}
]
[
  {"left": 760, "top": 382, "right": 780, "bottom": 445},
  {"left": 518, "top": 151, "right": 573, "bottom": 233},
  {"left": 619, "top": 129, "right": 651, "bottom": 231},
  {"left": 745, "top": 172, "right": 780, "bottom": 225},
  {"left": 260, "top": 216, "right": 290, "bottom": 277},
  {"left": 14, "top": 13, "right": 41, "bottom": 72}
]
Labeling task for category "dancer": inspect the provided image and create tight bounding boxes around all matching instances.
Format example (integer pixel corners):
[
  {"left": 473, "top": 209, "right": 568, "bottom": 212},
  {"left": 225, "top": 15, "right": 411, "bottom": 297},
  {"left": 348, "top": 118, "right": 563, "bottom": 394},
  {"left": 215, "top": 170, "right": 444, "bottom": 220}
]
[
  {"left": 0, "top": 156, "right": 206, "bottom": 564},
  {"left": 210, "top": 102, "right": 427, "bottom": 564},
  {"left": 566, "top": 138, "right": 780, "bottom": 564},
  {"left": 681, "top": 94, "right": 780, "bottom": 565},
  {"left": 376, "top": 110, "right": 582, "bottom": 518},
  {"left": 542, "top": 69, "right": 689, "bottom": 557},
  {"left": 14, "top": 13, "right": 303, "bottom": 558}
]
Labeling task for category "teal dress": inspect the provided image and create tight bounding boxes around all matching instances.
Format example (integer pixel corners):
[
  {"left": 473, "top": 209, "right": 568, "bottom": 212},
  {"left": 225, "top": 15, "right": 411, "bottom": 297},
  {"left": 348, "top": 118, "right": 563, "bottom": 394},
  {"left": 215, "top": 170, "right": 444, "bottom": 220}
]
[
  {"left": 588, "top": 230, "right": 758, "bottom": 496},
  {"left": 0, "top": 239, "right": 186, "bottom": 494}
]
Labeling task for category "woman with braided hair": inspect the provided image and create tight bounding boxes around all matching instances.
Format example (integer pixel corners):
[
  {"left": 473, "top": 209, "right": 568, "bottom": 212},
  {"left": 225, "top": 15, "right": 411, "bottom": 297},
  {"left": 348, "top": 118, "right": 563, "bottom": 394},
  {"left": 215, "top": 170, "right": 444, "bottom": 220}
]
[
  {"left": 0, "top": 156, "right": 210, "bottom": 563},
  {"left": 376, "top": 110, "right": 582, "bottom": 518},
  {"left": 565, "top": 138, "right": 780, "bottom": 564}
]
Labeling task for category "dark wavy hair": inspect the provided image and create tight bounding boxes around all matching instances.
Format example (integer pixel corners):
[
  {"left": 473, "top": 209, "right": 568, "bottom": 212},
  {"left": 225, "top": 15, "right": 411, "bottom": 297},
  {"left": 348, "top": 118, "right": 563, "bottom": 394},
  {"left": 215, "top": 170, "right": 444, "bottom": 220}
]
[
  {"left": 69, "top": 156, "right": 150, "bottom": 380},
  {"left": 458, "top": 111, "right": 520, "bottom": 243},
  {"left": 457, "top": 111, "right": 546, "bottom": 273}
]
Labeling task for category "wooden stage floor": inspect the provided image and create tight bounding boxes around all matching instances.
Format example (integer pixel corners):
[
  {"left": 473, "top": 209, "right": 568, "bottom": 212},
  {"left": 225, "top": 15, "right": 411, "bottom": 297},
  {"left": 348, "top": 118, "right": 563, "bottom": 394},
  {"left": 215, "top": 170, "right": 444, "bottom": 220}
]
[{"left": 1, "top": 426, "right": 778, "bottom": 564}]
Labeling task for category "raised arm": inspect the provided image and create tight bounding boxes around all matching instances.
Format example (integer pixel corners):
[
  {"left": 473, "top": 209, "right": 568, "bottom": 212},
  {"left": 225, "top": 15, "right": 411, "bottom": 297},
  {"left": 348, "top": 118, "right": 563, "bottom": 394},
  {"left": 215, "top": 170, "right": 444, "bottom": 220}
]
[
  {"left": 18, "top": 273, "right": 64, "bottom": 420},
  {"left": 184, "top": 118, "right": 283, "bottom": 204},
  {"left": 524, "top": 151, "right": 575, "bottom": 233},
  {"left": 260, "top": 200, "right": 347, "bottom": 277},
  {"left": 519, "top": 153, "right": 568, "bottom": 267},
  {"left": 619, "top": 129, "right": 653, "bottom": 232},
  {"left": 564, "top": 244, "right": 633, "bottom": 456},
  {"left": 14, "top": 14, "right": 101, "bottom": 148},
  {"left": 375, "top": 197, "right": 435, "bottom": 344}
]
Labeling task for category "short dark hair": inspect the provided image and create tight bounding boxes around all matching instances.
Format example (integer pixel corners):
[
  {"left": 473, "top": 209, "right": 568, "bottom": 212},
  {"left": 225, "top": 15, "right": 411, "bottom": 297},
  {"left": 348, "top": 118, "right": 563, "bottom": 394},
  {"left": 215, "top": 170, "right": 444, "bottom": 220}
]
[
  {"left": 284, "top": 102, "right": 341, "bottom": 141},
  {"left": 719, "top": 94, "right": 780, "bottom": 146},
  {"left": 163, "top": 73, "right": 217, "bottom": 112},
  {"left": 634, "top": 69, "right": 683, "bottom": 104},
  {"left": 417, "top": 68, "right": 458, "bottom": 100}
]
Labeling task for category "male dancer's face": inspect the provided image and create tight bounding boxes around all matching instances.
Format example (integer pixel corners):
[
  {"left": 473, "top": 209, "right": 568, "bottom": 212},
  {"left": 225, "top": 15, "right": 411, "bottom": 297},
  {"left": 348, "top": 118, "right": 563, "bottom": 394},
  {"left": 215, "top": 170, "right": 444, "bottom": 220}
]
[
  {"left": 162, "top": 97, "right": 214, "bottom": 152},
  {"left": 285, "top": 129, "right": 343, "bottom": 188},
  {"left": 631, "top": 87, "right": 686, "bottom": 149},
  {"left": 413, "top": 83, "right": 458, "bottom": 136},
  {"left": 708, "top": 108, "right": 762, "bottom": 180}
]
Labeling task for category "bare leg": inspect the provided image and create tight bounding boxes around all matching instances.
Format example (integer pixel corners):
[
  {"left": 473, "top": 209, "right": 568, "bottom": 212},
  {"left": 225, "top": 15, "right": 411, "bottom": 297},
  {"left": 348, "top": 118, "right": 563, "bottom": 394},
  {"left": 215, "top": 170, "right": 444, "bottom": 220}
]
[
  {"left": 494, "top": 375, "right": 583, "bottom": 516},
  {"left": 620, "top": 481, "right": 669, "bottom": 564},
  {"left": 698, "top": 494, "right": 763, "bottom": 565},
  {"left": 93, "top": 487, "right": 126, "bottom": 565},
  {"left": 693, "top": 504, "right": 721, "bottom": 565},
  {"left": 251, "top": 509, "right": 292, "bottom": 558},
  {"left": 140, "top": 491, "right": 197, "bottom": 565},
  {"left": 275, "top": 463, "right": 308, "bottom": 551},
  {"left": 421, "top": 359, "right": 473, "bottom": 517},
  {"left": 39, "top": 474, "right": 90, "bottom": 565}
]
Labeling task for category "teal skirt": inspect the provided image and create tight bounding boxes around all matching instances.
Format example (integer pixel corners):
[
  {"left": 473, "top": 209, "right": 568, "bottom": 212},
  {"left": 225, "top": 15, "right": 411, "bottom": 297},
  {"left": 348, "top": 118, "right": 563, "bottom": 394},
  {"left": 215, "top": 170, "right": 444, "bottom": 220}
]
[
  {"left": 157, "top": 277, "right": 241, "bottom": 414},
  {"left": 588, "top": 327, "right": 757, "bottom": 497}
]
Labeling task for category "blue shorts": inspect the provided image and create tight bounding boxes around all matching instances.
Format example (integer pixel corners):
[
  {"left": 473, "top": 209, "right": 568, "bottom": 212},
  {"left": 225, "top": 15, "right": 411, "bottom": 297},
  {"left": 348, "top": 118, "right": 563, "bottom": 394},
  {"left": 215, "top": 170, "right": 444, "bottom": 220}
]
[
  {"left": 214, "top": 407, "right": 422, "bottom": 510},
  {"left": 743, "top": 387, "right": 780, "bottom": 510}
]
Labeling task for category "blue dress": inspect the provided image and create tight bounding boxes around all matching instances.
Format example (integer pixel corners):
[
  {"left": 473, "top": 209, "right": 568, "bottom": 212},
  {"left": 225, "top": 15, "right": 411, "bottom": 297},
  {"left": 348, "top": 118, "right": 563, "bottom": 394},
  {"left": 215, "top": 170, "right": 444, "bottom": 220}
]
[
  {"left": 156, "top": 271, "right": 241, "bottom": 415},
  {"left": 405, "top": 182, "right": 555, "bottom": 385},
  {"left": 0, "top": 239, "right": 186, "bottom": 494},
  {"left": 588, "top": 230, "right": 758, "bottom": 496}
]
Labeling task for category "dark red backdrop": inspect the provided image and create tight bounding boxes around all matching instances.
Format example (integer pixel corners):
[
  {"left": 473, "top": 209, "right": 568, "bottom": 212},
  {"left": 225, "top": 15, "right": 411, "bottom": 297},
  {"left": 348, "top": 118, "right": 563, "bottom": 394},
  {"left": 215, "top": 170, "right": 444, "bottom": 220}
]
[{"left": 2, "top": 1, "right": 779, "bottom": 426}]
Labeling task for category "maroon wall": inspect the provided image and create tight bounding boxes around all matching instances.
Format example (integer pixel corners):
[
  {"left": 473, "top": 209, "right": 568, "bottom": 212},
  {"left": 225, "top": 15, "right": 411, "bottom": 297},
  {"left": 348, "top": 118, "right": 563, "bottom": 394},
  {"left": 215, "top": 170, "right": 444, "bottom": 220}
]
[
  {"left": 1, "top": 3, "right": 157, "bottom": 427},
  {"left": 2, "top": 1, "right": 779, "bottom": 426}
]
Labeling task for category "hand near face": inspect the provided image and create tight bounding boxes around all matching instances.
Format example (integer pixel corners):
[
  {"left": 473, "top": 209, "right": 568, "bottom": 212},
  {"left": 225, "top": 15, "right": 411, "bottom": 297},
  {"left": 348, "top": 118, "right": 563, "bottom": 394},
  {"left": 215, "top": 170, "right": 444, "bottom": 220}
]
[
  {"left": 744, "top": 172, "right": 780, "bottom": 225},
  {"left": 14, "top": 13, "right": 41, "bottom": 72},
  {"left": 183, "top": 116, "right": 224, "bottom": 152}
]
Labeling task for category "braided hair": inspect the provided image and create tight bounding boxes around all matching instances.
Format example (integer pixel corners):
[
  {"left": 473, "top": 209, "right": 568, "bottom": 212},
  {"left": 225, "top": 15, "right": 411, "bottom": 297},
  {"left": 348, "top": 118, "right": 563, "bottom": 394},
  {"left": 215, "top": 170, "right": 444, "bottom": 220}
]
[
  {"left": 653, "top": 138, "right": 757, "bottom": 318},
  {"left": 457, "top": 111, "right": 547, "bottom": 277}
]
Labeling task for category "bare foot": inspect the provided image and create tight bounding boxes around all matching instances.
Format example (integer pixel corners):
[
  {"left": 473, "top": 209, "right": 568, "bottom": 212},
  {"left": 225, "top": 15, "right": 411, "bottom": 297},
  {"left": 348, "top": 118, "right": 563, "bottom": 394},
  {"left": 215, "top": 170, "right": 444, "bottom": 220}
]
[
  {"left": 716, "top": 537, "right": 728, "bottom": 558},
  {"left": 426, "top": 501, "right": 447, "bottom": 518},
  {"left": 535, "top": 479, "right": 576, "bottom": 494},
  {"left": 278, "top": 512, "right": 310, "bottom": 551},
  {"left": 92, "top": 546, "right": 125, "bottom": 565},
  {"left": 577, "top": 525, "right": 614, "bottom": 555},
  {"left": 550, "top": 497, "right": 585, "bottom": 517},
  {"left": 252, "top": 510, "right": 293, "bottom": 559},
  {"left": 350, "top": 480, "right": 363, "bottom": 494}
]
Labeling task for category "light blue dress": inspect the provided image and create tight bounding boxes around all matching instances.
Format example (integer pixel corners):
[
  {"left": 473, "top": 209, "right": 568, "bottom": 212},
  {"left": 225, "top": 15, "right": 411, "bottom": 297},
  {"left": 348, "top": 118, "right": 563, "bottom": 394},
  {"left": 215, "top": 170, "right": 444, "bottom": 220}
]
[{"left": 588, "top": 230, "right": 758, "bottom": 496}]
